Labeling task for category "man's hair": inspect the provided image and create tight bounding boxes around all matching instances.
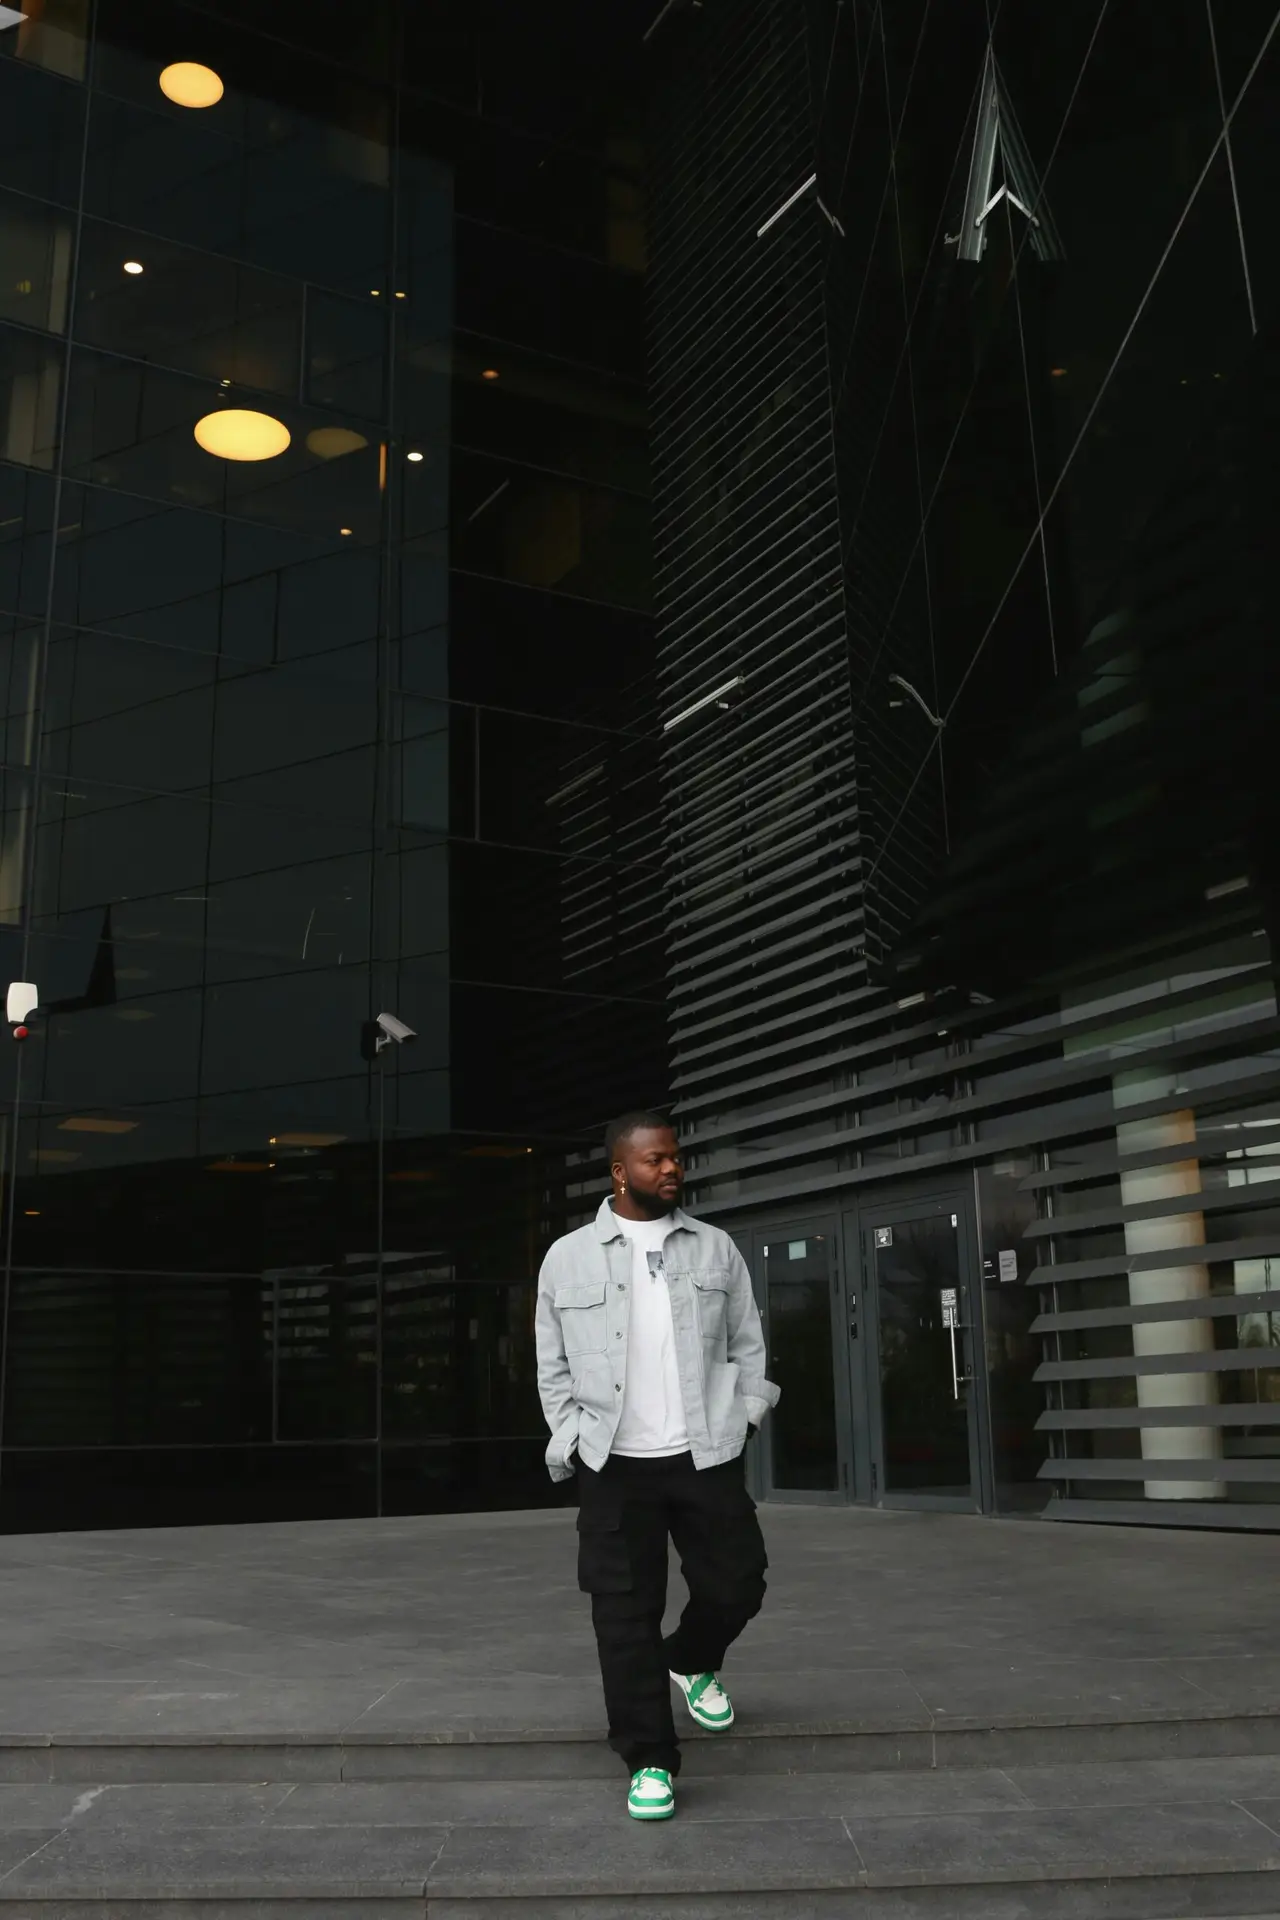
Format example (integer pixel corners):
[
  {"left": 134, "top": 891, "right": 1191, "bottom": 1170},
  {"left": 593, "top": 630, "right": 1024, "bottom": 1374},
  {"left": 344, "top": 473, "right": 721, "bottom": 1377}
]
[{"left": 605, "top": 1110, "right": 675, "bottom": 1164}]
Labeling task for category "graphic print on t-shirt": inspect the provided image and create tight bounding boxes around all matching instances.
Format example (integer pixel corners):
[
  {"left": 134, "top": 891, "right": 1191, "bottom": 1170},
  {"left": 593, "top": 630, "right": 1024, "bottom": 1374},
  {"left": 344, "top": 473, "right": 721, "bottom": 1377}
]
[{"left": 611, "top": 1214, "right": 688, "bottom": 1457}]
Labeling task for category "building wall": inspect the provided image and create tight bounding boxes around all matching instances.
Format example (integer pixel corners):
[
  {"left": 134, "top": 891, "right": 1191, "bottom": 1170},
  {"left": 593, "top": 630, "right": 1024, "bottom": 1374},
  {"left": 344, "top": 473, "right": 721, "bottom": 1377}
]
[
  {"left": 648, "top": 0, "right": 1280, "bottom": 1524},
  {"left": 0, "top": 0, "right": 661, "bottom": 1531}
]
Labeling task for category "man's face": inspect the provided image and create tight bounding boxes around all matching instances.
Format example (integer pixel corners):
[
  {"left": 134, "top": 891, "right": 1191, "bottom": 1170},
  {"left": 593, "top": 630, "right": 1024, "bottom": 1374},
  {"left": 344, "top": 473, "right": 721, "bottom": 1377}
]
[{"left": 616, "top": 1126, "right": 684, "bottom": 1213}]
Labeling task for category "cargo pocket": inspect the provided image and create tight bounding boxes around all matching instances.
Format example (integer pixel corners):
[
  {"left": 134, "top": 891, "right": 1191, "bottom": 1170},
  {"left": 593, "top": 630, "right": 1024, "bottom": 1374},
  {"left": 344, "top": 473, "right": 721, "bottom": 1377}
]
[
  {"left": 712, "top": 1508, "right": 769, "bottom": 1615},
  {"left": 575, "top": 1513, "right": 633, "bottom": 1595}
]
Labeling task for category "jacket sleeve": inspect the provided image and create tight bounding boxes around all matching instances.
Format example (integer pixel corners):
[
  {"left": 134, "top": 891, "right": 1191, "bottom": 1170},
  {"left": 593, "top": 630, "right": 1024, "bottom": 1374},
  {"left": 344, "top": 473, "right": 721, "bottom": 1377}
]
[
  {"left": 726, "top": 1244, "right": 781, "bottom": 1430},
  {"left": 534, "top": 1249, "right": 581, "bottom": 1483}
]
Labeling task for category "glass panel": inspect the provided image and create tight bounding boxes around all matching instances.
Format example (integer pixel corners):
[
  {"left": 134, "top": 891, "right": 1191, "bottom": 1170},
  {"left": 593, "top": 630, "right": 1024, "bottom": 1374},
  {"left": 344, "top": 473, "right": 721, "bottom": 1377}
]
[
  {"left": 2, "top": 1271, "right": 271, "bottom": 1447},
  {"left": 873, "top": 1213, "right": 975, "bottom": 1497},
  {"left": 0, "top": 321, "right": 61, "bottom": 470},
  {"left": 0, "top": 189, "right": 74, "bottom": 333},
  {"left": 761, "top": 1233, "right": 838, "bottom": 1492},
  {"left": 275, "top": 1271, "right": 377, "bottom": 1441}
]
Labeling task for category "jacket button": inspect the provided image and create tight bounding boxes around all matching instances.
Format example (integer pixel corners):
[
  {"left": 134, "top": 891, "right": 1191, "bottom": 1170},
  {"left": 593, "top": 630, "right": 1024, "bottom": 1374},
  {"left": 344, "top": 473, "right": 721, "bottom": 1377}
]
[{"left": 615, "top": 1383, "right": 622, "bottom": 1392}]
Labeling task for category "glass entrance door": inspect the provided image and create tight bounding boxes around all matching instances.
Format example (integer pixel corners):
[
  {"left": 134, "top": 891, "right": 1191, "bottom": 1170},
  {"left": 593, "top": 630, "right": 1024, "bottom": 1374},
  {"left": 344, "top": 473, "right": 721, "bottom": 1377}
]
[
  {"left": 860, "top": 1197, "right": 987, "bottom": 1510},
  {"left": 736, "top": 1219, "right": 853, "bottom": 1502}
]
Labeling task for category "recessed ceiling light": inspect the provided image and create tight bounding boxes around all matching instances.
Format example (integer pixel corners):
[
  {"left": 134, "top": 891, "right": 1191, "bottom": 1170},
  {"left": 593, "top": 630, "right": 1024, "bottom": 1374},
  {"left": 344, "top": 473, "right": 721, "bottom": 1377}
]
[
  {"left": 159, "top": 61, "right": 224, "bottom": 108},
  {"left": 58, "top": 1116, "right": 140, "bottom": 1134},
  {"left": 406, "top": 450, "right": 424, "bottom": 463},
  {"left": 339, "top": 526, "right": 353, "bottom": 536},
  {"left": 220, "top": 377, "right": 231, "bottom": 387},
  {"left": 481, "top": 368, "right": 500, "bottom": 381},
  {"left": 194, "top": 408, "right": 291, "bottom": 461},
  {"left": 123, "top": 260, "right": 144, "bottom": 276},
  {"left": 370, "top": 288, "right": 381, "bottom": 297}
]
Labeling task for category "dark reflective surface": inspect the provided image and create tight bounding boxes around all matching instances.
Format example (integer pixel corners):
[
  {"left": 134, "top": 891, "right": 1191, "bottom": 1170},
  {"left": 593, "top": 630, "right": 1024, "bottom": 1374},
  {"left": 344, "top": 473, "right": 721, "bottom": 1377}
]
[
  {"left": 762, "top": 1234, "right": 838, "bottom": 1492},
  {"left": 872, "top": 1215, "right": 975, "bottom": 1499},
  {"left": 0, "top": 0, "right": 655, "bottom": 1531}
]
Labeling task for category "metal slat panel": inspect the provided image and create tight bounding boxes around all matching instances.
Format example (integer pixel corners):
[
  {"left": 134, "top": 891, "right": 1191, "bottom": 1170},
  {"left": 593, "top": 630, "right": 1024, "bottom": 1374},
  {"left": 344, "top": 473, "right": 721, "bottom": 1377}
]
[
  {"left": 1025, "top": 1182, "right": 1280, "bottom": 1241},
  {"left": 1039, "top": 1458, "right": 1280, "bottom": 1483},
  {"left": 1031, "top": 1290, "right": 1280, "bottom": 1334},
  {"left": 1035, "top": 1350, "right": 1280, "bottom": 1383},
  {"left": 1029, "top": 1238, "right": 1280, "bottom": 1290},
  {"left": 648, "top": 0, "right": 888, "bottom": 1175},
  {"left": 1044, "top": 1500, "right": 1280, "bottom": 1530},
  {"left": 1038, "top": 1405, "right": 1280, "bottom": 1430}
]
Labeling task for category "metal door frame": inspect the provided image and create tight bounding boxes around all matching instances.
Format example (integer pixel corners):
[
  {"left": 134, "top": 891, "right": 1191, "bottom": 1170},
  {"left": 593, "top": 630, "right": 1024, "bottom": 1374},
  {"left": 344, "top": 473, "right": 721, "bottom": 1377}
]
[
  {"left": 728, "top": 1212, "right": 856, "bottom": 1506},
  {"left": 844, "top": 1180, "right": 994, "bottom": 1514}
]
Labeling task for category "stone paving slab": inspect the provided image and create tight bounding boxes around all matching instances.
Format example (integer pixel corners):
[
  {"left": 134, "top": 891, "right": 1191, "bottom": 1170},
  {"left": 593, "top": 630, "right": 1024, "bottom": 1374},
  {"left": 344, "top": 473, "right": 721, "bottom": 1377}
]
[
  {"left": 6, "top": 1662, "right": 1280, "bottom": 1750},
  {"left": 6, "top": 1754, "right": 1280, "bottom": 1833},
  {"left": 4, "top": 1803, "right": 1276, "bottom": 1902},
  {"left": 0, "top": 1765, "right": 1277, "bottom": 1898},
  {"left": 3, "top": 1507, "right": 1279, "bottom": 1714}
]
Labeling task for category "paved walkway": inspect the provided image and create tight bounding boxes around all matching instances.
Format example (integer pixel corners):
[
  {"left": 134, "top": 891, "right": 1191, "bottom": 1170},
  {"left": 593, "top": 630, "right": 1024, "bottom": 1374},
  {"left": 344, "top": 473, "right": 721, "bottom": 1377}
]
[
  {"left": 2, "top": 1504, "right": 1279, "bottom": 1741},
  {"left": 4, "top": 1509, "right": 1280, "bottom": 1912}
]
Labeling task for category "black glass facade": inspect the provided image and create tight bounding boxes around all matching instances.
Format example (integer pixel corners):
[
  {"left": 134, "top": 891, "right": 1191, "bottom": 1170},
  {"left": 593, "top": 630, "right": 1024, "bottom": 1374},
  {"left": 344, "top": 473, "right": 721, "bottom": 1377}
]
[{"left": 0, "top": 0, "right": 663, "bottom": 1530}]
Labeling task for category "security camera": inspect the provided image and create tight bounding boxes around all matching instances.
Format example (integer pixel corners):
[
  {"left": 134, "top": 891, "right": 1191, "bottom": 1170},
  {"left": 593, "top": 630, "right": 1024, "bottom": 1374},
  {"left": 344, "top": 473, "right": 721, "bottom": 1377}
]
[
  {"left": 360, "top": 1011, "right": 417, "bottom": 1059},
  {"left": 376, "top": 1011, "right": 416, "bottom": 1046},
  {"left": 7, "top": 981, "right": 38, "bottom": 1041}
]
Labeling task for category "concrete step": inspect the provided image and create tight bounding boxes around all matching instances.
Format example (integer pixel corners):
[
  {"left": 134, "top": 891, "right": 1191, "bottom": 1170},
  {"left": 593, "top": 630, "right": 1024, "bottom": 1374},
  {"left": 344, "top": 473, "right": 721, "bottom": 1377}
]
[
  {"left": 5, "top": 1687, "right": 1280, "bottom": 1784},
  {"left": 3, "top": 1757, "right": 1280, "bottom": 1914}
]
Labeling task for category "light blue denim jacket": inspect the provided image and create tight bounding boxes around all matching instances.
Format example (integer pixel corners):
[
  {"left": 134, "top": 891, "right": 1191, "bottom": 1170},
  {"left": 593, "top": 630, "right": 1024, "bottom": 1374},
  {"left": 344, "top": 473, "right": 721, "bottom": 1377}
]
[{"left": 534, "top": 1198, "right": 780, "bottom": 1482}]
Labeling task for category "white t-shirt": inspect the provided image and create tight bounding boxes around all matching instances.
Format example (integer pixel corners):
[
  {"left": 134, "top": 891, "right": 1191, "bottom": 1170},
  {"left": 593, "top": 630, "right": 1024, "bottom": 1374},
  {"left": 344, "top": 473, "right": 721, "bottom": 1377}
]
[{"left": 611, "top": 1210, "right": 689, "bottom": 1458}]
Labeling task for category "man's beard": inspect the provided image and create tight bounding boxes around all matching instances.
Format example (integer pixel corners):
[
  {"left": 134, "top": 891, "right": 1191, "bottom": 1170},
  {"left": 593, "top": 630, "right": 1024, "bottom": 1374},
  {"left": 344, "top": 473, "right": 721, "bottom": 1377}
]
[{"left": 633, "top": 1180, "right": 681, "bottom": 1217}]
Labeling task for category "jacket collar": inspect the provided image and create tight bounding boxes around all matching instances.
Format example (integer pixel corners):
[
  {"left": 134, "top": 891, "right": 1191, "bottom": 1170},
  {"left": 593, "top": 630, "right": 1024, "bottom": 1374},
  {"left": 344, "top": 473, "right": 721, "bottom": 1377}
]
[{"left": 593, "top": 1196, "right": 695, "bottom": 1242}]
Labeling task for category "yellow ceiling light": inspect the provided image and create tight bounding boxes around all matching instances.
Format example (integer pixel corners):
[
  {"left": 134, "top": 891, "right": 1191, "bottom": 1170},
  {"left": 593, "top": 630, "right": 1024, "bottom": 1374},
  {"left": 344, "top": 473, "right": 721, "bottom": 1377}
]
[
  {"left": 58, "top": 1116, "right": 140, "bottom": 1135},
  {"left": 305, "top": 425, "right": 368, "bottom": 460},
  {"left": 159, "top": 61, "right": 224, "bottom": 108},
  {"left": 194, "top": 408, "right": 290, "bottom": 461},
  {"left": 123, "top": 260, "right": 144, "bottom": 276}
]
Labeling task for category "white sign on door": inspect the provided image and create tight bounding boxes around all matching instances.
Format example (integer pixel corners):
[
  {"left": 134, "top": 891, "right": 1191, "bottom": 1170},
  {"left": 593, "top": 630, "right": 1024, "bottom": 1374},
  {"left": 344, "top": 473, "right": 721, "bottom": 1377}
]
[
  {"left": 940, "top": 1285, "right": 958, "bottom": 1328},
  {"left": 998, "top": 1249, "right": 1019, "bottom": 1284}
]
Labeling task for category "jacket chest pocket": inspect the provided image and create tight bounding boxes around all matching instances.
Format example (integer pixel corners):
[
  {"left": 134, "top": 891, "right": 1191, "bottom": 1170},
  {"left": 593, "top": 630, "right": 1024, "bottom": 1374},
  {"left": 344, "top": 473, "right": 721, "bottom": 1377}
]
[
  {"left": 555, "top": 1280, "right": 609, "bottom": 1356},
  {"left": 691, "top": 1270, "right": 731, "bottom": 1344}
]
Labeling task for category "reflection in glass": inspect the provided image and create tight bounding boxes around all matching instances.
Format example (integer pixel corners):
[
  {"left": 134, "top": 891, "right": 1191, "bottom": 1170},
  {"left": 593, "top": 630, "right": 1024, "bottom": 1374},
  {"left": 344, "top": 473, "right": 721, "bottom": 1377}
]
[
  {"left": 762, "top": 1235, "right": 838, "bottom": 1491},
  {"left": 2, "top": 0, "right": 88, "bottom": 80},
  {"left": 0, "top": 324, "right": 61, "bottom": 469},
  {"left": 3, "top": 1272, "right": 271, "bottom": 1447},
  {"left": 873, "top": 1215, "right": 975, "bottom": 1497},
  {"left": 0, "top": 190, "right": 73, "bottom": 333}
]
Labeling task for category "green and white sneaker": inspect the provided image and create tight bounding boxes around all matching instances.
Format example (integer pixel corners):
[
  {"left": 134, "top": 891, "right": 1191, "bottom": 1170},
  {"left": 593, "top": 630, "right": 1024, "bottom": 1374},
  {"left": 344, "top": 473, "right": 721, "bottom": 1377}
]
[
  {"left": 628, "top": 1767, "right": 676, "bottom": 1821},
  {"left": 670, "top": 1670, "right": 735, "bottom": 1732}
]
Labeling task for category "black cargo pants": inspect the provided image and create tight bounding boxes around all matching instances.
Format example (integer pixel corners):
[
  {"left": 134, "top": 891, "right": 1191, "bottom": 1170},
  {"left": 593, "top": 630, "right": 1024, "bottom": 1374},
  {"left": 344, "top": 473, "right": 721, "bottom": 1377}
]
[{"left": 576, "top": 1449, "right": 768, "bottom": 1776}]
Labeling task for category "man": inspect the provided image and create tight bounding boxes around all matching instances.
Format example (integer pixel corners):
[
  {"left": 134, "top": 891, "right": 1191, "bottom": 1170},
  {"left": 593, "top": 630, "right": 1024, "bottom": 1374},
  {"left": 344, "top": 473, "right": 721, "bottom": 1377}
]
[{"left": 535, "top": 1111, "right": 779, "bottom": 1822}]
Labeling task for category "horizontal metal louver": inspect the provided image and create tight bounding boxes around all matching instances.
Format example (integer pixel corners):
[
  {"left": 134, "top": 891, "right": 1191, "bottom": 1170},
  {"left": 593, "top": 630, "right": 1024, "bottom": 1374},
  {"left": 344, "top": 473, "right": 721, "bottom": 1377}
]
[{"left": 647, "top": 0, "right": 871, "bottom": 1181}]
